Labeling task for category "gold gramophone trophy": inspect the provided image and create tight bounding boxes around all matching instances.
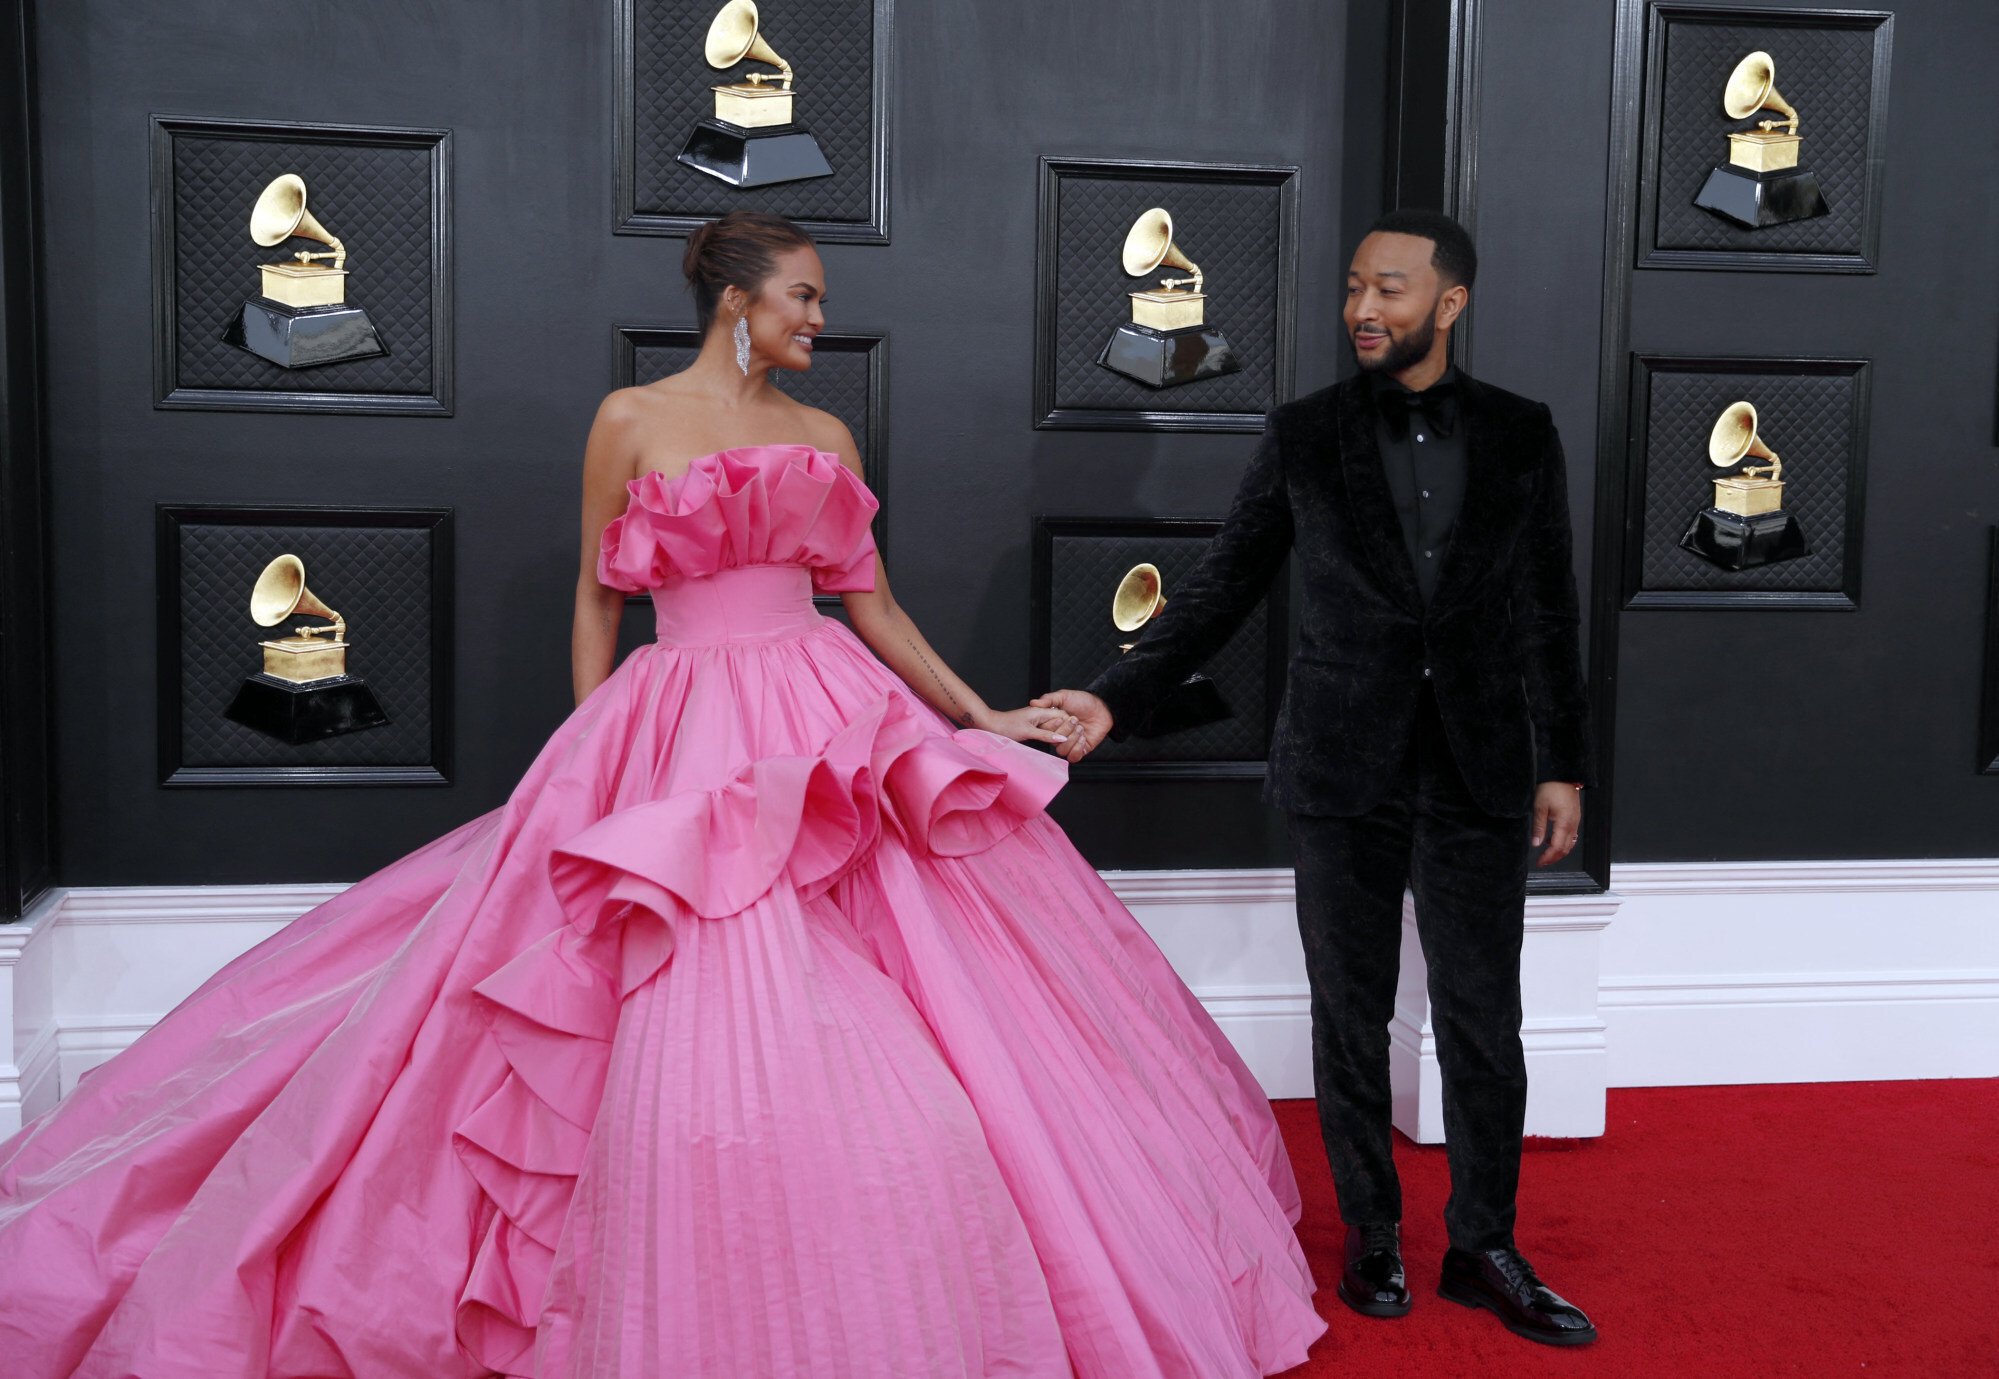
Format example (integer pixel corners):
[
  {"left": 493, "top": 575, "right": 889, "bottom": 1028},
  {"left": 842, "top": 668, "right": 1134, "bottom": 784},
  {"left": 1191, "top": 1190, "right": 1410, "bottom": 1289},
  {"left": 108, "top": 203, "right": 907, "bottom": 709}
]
[
  {"left": 677, "top": 0, "right": 833, "bottom": 188},
  {"left": 1678, "top": 401, "right": 1810, "bottom": 570},
  {"left": 1692, "top": 52, "right": 1830, "bottom": 229},
  {"left": 223, "top": 174, "right": 387, "bottom": 369},
  {"left": 1108, "top": 562, "right": 1231, "bottom": 735},
  {"left": 222, "top": 554, "right": 390, "bottom": 743},
  {"left": 1097, "top": 209, "right": 1242, "bottom": 389}
]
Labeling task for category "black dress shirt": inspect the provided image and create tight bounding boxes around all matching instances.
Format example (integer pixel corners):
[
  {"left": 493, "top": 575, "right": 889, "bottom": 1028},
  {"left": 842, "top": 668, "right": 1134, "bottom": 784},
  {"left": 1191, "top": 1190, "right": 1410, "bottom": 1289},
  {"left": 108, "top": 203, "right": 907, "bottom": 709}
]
[{"left": 1369, "top": 366, "right": 1465, "bottom": 605}]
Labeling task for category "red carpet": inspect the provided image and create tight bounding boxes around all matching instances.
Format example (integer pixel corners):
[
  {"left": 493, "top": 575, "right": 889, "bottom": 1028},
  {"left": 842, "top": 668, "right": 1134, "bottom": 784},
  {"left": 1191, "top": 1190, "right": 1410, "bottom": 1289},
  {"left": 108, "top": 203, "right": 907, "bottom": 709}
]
[{"left": 1273, "top": 1080, "right": 1999, "bottom": 1378}]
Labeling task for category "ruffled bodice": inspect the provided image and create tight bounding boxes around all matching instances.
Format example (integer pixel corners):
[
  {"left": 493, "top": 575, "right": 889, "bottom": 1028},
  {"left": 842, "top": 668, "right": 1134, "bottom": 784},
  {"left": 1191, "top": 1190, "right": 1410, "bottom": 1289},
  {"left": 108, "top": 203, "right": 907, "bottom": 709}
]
[{"left": 596, "top": 444, "right": 880, "bottom": 596}]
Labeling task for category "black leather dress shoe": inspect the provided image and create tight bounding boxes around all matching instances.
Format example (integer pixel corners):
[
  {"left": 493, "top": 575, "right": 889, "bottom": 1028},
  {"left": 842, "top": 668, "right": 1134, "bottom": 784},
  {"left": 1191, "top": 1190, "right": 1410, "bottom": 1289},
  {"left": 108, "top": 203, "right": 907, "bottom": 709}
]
[
  {"left": 1337, "top": 1222, "right": 1411, "bottom": 1318},
  {"left": 1439, "top": 1246, "right": 1596, "bottom": 1345}
]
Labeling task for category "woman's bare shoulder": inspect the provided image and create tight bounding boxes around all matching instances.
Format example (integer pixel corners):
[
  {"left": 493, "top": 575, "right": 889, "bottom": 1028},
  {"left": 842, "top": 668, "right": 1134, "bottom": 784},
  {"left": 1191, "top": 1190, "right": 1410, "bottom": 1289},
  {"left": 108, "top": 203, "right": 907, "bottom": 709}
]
[
  {"left": 596, "top": 378, "right": 695, "bottom": 425},
  {"left": 781, "top": 398, "right": 860, "bottom": 462}
]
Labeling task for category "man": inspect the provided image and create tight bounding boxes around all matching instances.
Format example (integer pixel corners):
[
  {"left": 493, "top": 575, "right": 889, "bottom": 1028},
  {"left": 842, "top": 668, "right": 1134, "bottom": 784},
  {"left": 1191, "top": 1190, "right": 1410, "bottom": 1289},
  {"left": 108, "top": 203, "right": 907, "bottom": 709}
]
[{"left": 1035, "top": 210, "right": 1597, "bottom": 1346}]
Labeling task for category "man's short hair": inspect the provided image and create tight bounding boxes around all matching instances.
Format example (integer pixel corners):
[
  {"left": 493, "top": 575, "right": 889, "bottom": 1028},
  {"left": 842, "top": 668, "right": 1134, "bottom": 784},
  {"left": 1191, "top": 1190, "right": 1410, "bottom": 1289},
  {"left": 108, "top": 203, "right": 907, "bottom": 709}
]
[{"left": 1366, "top": 209, "right": 1478, "bottom": 290}]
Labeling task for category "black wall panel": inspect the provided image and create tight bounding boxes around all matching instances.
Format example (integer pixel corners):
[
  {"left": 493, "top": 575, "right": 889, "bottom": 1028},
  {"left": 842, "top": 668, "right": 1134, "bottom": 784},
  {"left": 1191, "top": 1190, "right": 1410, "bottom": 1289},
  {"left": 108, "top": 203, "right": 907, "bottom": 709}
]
[
  {"left": 1, "top": 2, "right": 55, "bottom": 917},
  {"left": 35, "top": 1, "right": 1377, "bottom": 884}
]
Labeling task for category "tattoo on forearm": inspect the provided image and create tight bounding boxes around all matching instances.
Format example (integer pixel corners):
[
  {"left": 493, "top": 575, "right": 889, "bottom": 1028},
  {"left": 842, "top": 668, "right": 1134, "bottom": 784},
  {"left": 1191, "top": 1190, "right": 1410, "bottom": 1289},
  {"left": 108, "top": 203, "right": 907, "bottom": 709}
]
[{"left": 907, "top": 638, "right": 975, "bottom": 725}]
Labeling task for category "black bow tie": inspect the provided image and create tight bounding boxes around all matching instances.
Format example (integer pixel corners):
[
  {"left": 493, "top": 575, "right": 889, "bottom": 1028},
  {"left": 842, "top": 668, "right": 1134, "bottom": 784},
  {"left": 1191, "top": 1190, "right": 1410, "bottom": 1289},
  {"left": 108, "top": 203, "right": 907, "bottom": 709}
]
[{"left": 1376, "top": 379, "right": 1458, "bottom": 441}]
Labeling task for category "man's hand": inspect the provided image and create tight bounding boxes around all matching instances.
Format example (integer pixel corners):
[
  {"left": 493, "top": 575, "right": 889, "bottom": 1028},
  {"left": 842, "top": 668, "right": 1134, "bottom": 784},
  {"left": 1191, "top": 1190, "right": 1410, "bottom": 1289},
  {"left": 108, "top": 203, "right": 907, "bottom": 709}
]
[
  {"left": 1029, "top": 689, "right": 1113, "bottom": 763},
  {"left": 1531, "top": 781, "right": 1583, "bottom": 867}
]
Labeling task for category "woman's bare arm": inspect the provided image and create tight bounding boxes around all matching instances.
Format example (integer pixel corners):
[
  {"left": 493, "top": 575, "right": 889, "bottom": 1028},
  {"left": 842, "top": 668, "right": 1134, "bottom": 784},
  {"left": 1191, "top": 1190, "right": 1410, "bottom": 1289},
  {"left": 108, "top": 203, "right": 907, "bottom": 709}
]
[
  {"left": 571, "top": 392, "right": 641, "bottom": 706},
  {"left": 817, "top": 420, "right": 1074, "bottom": 748}
]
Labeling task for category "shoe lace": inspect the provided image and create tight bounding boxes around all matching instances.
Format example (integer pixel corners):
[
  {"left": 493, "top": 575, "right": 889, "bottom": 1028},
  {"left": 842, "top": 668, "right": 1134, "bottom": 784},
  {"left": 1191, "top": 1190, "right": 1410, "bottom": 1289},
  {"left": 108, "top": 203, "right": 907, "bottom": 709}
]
[
  {"left": 1361, "top": 1223, "right": 1400, "bottom": 1253},
  {"left": 1491, "top": 1247, "right": 1544, "bottom": 1293}
]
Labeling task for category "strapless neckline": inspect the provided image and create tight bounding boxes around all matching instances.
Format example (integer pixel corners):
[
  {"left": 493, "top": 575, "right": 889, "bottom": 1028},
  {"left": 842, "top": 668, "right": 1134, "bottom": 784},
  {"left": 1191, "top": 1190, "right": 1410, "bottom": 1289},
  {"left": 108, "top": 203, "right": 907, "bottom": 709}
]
[
  {"left": 597, "top": 443, "right": 880, "bottom": 596},
  {"left": 632, "top": 443, "right": 844, "bottom": 499}
]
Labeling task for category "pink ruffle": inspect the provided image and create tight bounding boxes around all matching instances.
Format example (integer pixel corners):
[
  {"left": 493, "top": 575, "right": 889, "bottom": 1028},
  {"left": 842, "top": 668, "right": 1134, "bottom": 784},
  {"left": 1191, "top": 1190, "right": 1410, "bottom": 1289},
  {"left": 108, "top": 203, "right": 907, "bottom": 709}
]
[
  {"left": 596, "top": 445, "right": 880, "bottom": 596},
  {"left": 450, "top": 693, "right": 1064, "bottom": 1371}
]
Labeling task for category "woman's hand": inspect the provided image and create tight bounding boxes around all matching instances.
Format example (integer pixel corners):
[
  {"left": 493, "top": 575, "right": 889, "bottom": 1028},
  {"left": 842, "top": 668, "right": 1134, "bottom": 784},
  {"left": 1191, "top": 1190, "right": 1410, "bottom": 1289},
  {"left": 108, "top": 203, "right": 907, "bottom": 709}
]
[{"left": 979, "top": 704, "right": 1085, "bottom": 752}]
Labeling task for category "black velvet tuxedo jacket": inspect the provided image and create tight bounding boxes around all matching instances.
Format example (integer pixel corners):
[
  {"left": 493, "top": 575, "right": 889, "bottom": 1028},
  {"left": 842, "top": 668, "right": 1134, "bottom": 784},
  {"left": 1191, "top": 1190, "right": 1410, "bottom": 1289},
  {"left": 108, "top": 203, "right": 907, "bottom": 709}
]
[{"left": 1088, "top": 372, "right": 1593, "bottom": 819}]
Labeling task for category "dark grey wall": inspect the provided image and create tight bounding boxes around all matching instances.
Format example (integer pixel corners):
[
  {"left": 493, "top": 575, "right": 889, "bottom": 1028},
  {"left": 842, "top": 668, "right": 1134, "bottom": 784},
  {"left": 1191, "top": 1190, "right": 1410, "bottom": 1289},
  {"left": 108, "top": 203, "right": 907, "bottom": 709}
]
[
  {"left": 1457, "top": 0, "right": 1618, "bottom": 889},
  {"left": 35, "top": 0, "right": 1383, "bottom": 885},
  {"left": 1602, "top": 0, "right": 1999, "bottom": 860}
]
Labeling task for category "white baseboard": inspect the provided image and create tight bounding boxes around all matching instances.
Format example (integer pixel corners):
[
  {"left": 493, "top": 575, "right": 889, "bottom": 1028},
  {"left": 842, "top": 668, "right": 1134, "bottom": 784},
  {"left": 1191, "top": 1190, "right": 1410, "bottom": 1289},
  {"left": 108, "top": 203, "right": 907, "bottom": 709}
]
[
  {"left": 4, "top": 860, "right": 1995, "bottom": 1140},
  {"left": 1601, "top": 860, "right": 1999, "bottom": 1087}
]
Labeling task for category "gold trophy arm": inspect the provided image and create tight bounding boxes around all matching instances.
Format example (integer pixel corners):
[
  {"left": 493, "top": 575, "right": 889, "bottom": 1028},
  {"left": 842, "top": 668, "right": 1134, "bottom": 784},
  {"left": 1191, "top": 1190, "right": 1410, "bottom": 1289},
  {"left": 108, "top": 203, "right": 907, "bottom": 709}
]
[
  {"left": 1156, "top": 268, "right": 1205, "bottom": 293},
  {"left": 292, "top": 611, "right": 347, "bottom": 642},
  {"left": 1740, "top": 450, "right": 1782, "bottom": 484},
  {"left": 743, "top": 57, "right": 795, "bottom": 90},
  {"left": 290, "top": 236, "right": 348, "bottom": 270}
]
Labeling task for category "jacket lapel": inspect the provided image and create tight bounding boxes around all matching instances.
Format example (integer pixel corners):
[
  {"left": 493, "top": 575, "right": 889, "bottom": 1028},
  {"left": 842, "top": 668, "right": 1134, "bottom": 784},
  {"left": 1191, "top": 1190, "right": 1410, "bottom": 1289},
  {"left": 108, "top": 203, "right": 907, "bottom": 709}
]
[
  {"left": 1334, "top": 378, "right": 1423, "bottom": 614},
  {"left": 1430, "top": 373, "right": 1532, "bottom": 613}
]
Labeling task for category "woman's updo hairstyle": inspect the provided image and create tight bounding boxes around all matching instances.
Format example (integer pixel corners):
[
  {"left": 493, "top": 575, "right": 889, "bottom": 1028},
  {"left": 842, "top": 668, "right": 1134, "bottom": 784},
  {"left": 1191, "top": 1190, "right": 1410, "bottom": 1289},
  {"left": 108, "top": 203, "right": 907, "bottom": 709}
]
[{"left": 681, "top": 210, "right": 816, "bottom": 332}]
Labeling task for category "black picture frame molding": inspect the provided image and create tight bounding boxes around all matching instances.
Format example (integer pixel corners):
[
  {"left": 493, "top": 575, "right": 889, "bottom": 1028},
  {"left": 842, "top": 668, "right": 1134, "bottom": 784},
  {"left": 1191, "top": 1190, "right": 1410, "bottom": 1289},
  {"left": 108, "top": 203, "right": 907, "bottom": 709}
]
[
  {"left": 1030, "top": 515, "right": 1288, "bottom": 781},
  {"left": 1033, "top": 156, "right": 1300, "bottom": 434},
  {"left": 613, "top": 0, "right": 894, "bottom": 243},
  {"left": 156, "top": 503, "right": 455, "bottom": 787},
  {"left": 1633, "top": 3, "right": 1894, "bottom": 274},
  {"left": 150, "top": 115, "right": 454, "bottom": 416},
  {"left": 1623, "top": 352, "right": 1869, "bottom": 611},
  {"left": 1980, "top": 526, "right": 1999, "bottom": 775}
]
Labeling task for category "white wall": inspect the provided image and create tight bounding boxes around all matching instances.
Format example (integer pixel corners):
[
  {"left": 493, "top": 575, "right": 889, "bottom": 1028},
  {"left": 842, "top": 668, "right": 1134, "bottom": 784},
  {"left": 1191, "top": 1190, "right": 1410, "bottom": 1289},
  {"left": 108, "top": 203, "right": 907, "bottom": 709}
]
[{"left": 4, "top": 861, "right": 1995, "bottom": 1139}]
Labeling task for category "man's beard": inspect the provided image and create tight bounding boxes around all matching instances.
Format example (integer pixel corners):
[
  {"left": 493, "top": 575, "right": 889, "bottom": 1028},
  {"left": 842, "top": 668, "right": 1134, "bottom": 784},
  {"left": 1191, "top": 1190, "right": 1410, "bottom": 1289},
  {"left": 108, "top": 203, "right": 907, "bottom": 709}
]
[{"left": 1350, "top": 309, "right": 1437, "bottom": 375}]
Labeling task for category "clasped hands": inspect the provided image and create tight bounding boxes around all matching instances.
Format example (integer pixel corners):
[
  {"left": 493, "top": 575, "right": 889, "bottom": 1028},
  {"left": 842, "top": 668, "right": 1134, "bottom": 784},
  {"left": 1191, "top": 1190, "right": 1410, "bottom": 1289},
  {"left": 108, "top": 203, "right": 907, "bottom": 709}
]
[{"left": 974, "top": 690, "right": 1114, "bottom": 762}]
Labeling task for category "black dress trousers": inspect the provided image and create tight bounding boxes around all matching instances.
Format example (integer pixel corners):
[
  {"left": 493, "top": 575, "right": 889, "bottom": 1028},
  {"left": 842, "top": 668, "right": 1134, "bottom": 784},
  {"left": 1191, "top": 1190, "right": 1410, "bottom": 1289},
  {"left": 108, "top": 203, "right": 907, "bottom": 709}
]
[{"left": 1285, "top": 684, "right": 1531, "bottom": 1252}]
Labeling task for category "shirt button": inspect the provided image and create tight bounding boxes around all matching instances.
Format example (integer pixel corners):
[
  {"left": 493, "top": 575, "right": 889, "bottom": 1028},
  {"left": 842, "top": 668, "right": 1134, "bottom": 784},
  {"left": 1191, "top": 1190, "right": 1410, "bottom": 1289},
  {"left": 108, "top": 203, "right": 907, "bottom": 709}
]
[
  {"left": 1424, "top": 549, "right": 1434, "bottom": 559},
  {"left": 1421, "top": 489, "right": 1432, "bottom": 498},
  {"left": 1422, "top": 667, "right": 1433, "bottom": 679},
  {"left": 1416, "top": 434, "right": 1426, "bottom": 443}
]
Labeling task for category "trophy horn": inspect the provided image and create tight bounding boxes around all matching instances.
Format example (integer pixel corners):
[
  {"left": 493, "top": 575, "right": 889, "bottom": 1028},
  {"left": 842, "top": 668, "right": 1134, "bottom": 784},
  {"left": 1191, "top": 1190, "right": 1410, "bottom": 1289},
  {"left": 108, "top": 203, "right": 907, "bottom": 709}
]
[
  {"left": 1121, "top": 208, "right": 1204, "bottom": 295},
  {"left": 250, "top": 174, "right": 346, "bottom": 270},
  {"left": 1708, "top": 400, "right": 1782, "bottom": 484},
  {"left": 1112, "top": 562, "right": 1167, "bottom": 643},
  {"left": 250, "top": 553, "right": 346, "bottom": 642},
  {"left": 704, "top": 0, "right": 794, "bottom": 89},
  {"left": 1722, "top": 51, "right": 1799, "bottom": 134}
]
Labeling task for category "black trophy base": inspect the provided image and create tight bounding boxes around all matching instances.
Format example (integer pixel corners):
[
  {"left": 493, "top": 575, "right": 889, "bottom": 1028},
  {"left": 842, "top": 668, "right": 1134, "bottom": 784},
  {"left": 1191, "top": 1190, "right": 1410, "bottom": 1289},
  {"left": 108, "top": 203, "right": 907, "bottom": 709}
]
[
  {"left": 1130, "top": 673, "right": 1233, "bottom": 739},
  {"left": 1096, "top": 322, "right": 1242, "bottom": 390},
  {"left": 224, "top": 300, "right": 388, "bottom": 369},
  {"left": 1693, "top": 163, "right": 1830, "bottom": 229},
  {"left": 224, "top": 673, "right": 390, "bottom": 744},
  {"left": 677, "top": 119, "right": 833, "bottom": 188},
  {"left": 1679, "top": 507, "right": 1810, "bottom": 570}
]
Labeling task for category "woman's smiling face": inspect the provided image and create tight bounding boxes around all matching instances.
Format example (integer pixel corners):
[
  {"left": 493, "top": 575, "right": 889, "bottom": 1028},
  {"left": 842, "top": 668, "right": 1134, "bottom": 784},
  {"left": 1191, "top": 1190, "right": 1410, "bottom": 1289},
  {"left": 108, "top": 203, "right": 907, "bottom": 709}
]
[{"left": 745, "top": 244, "right": 826, "bottom": 370}]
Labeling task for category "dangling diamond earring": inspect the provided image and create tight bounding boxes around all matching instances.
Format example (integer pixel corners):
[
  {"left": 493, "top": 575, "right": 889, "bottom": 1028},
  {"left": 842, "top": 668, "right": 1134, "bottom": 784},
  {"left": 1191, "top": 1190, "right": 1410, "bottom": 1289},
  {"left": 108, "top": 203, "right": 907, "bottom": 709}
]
[{"left": 733, "top": 313, "right": 751, "bottom": 375}]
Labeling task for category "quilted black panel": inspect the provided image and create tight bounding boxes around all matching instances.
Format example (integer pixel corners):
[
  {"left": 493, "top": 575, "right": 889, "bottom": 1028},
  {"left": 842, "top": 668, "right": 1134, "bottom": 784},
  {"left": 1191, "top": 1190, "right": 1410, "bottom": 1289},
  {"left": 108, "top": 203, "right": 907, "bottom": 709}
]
[
  {"left": 1651, "top": 15, "right": 1883, "bottom": 256},
  {"left": 628, "top": 0, "right": 876, "bottom": 226},
  {"left": 1049, "top": 173, "right": 1285, "bottom": 417},
  {"left": 167, "top": 130, "right": 438, "bottom": 395},
  {"left": 1637, "top": 364, "right": 1862, "bottom": 595},
  {"left": 175, "top": 522, "right": 439, "bottom": 767},
  {"left": 1043, "top": 529, "right": 1272, "bottom": 763}
]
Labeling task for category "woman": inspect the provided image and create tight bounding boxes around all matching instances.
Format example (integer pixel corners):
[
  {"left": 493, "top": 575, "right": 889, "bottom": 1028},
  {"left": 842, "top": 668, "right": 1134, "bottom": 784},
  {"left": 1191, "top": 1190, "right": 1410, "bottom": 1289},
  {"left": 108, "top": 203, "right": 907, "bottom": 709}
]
[{"left": 0, "top": 211, "right": 1326, "bottom": 1377}]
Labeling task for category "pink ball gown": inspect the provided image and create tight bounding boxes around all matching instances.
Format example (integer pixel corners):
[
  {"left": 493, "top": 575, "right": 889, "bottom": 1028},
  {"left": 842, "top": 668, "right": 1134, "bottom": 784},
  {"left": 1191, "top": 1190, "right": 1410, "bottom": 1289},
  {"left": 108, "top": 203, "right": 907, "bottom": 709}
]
[{"left": 0, "top": 444, "right": 1325, "bottom": 1377}]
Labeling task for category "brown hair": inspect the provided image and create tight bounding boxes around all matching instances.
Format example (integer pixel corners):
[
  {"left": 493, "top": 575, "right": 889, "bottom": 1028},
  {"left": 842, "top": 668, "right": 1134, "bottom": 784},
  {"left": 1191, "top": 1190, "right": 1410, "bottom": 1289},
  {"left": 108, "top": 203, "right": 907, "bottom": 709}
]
[{"left": 680, "top": 211, "right": 817, "bottom": 331}]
